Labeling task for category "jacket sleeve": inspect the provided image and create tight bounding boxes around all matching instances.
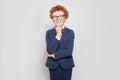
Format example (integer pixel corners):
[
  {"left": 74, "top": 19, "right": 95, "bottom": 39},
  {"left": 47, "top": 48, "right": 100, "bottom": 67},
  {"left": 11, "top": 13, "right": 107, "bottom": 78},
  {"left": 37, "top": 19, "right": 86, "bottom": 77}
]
[
  {"left": 54, "top": 31, "right": 75, "bottom": 59},
  {"left": 46, "top": 30, "right": 60, "bottom": 54}
]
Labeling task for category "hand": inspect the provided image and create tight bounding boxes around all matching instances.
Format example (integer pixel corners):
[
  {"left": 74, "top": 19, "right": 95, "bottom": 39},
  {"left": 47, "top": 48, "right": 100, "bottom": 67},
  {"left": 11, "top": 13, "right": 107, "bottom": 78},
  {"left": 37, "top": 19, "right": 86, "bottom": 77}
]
[
  {"left": 55, "top": 27, "right": 62, "bottom": 37},
  {"left": 44, "top": 50, "right": 52, "bottom": 57}
]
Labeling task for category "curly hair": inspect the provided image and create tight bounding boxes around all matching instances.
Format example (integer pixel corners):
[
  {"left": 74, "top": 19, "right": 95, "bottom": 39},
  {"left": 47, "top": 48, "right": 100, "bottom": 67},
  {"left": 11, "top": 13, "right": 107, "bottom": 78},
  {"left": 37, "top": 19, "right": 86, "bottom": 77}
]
[{"left": 49, "top": 5, "right": 69, "bottom": 19}]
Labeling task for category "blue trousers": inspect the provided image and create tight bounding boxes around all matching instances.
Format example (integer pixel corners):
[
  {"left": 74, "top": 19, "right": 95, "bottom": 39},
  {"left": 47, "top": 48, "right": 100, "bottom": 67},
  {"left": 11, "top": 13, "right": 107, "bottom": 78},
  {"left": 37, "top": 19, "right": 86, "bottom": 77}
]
[{"left": 49, "top": 65, "right": 72, "bottom": 80}]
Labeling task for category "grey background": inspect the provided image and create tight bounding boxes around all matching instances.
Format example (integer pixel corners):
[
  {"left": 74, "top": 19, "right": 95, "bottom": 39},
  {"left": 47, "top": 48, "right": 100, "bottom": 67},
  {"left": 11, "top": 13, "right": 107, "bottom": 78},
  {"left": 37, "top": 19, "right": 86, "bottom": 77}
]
[{"left": 0, "top": 0, "right": 120, "bottom": 80}]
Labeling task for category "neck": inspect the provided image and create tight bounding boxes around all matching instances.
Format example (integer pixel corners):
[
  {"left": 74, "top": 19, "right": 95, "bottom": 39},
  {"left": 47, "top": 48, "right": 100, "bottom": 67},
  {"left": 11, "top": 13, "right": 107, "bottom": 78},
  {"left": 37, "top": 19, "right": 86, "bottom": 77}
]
[
  {"left": 56, "top": 25, "right": 62, "bottom": 28},
  {"left": 56, "top": 24, "right": 64, "bottom": 29}
]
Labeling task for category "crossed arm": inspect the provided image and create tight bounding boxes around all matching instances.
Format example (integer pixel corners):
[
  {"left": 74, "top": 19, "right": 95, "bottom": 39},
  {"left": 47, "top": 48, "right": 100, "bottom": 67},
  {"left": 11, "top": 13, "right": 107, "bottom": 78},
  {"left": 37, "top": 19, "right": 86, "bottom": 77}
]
[{"left": 44, "top": 30, "right": 74, "bottom": 59}]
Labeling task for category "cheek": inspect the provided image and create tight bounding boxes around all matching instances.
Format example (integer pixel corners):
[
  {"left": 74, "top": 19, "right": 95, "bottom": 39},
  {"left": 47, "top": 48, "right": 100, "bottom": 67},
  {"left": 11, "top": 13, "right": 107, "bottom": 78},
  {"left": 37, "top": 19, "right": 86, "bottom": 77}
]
[
  {"left": 52, "top": 20, "right": 56, "bottom": 24},
  {"left": 62, "top": 19, "right": 66, "bottom": 22},
  {"left": 61, "top": 18, "right": 66, "bottom": 22},
  {"left": 52, "top": 18, "right": 66, "bottom": 24}
]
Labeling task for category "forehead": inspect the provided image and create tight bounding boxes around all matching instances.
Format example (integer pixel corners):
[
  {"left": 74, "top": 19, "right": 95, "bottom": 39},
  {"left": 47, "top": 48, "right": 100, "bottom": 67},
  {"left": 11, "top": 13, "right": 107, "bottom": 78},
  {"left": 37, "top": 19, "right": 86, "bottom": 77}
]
[{"left": 52, "top": 11, "right": 64, "bottom": 16}]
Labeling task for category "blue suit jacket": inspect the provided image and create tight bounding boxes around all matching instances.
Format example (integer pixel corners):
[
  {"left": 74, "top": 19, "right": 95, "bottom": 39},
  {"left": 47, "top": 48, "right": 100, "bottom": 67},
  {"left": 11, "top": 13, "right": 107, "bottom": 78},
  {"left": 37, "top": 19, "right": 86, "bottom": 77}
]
[{"left": 45, "top": 27, "right": 75, "bottom": 69}]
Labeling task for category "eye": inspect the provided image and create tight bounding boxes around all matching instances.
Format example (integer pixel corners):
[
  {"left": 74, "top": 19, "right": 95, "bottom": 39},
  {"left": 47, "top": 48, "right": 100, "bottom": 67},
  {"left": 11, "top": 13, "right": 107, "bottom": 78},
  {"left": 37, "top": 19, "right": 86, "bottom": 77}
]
[{"left": 52, "top": 15, "right": 65, "bottom": 20}]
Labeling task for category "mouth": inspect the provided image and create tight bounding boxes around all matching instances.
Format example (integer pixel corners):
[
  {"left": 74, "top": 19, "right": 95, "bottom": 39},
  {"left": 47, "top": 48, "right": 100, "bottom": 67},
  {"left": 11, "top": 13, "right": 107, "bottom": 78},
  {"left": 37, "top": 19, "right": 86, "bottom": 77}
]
[{"left": 56, "top": 21, "right": 62, "bottom": 24}]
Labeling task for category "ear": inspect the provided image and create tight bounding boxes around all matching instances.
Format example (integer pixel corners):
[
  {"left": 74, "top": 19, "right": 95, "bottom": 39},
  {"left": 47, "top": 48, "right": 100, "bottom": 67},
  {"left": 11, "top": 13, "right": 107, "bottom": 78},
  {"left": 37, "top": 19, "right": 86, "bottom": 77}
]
[{"left": 65, "top": 17, "right": 68, "bottom": 21}]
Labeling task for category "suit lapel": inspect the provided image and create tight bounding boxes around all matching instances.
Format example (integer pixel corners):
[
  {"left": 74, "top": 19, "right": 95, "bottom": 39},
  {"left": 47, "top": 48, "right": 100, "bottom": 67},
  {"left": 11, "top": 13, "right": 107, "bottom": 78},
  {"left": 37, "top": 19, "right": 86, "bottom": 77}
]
[{"left": 61, "top": 27, "right": 67, "bottom": 40}]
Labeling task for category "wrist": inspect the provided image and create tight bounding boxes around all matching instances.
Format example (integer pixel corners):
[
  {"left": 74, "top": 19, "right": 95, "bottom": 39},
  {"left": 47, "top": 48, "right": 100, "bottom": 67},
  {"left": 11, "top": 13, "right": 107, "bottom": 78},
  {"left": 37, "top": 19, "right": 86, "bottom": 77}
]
[
  {"left": 56, "top": 33, "right": 62, "bottom": 37},
  {"left": 48, "top": 54, "right": 52, "bottom": 57}
]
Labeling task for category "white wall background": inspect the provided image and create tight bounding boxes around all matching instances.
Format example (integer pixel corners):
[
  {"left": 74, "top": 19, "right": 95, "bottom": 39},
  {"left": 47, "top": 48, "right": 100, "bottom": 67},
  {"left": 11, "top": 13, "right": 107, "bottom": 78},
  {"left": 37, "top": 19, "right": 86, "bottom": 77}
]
[{"left": 0, "top": 0, "right": 120, "bottom": 80}]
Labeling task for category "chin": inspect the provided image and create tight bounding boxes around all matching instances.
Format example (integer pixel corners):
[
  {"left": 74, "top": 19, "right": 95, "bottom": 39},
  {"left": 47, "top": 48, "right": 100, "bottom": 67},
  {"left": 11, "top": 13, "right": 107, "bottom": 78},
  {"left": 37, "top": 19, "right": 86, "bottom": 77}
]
[
  {"left": 56, "top": 23, "right": 63, "bottom": 26},
  {"left": 56, "top": 25, "right": 62, "bottom": 27}
]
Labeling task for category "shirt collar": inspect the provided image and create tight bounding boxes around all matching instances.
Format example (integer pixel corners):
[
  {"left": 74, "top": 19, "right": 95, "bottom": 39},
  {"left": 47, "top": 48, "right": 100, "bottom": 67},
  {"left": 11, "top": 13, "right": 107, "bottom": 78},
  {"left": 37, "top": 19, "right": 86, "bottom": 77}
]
[
  {"left": 54, "top": 25, "right": 65, "bottom": 29},
  {"left": 62, "top": 25, "right": 65, "bottom": 29}
]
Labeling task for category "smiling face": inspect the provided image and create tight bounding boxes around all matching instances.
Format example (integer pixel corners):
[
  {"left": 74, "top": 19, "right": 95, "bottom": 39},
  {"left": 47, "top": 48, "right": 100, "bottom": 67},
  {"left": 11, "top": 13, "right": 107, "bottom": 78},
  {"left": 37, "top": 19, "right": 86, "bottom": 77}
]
[{"left": 52, "top": 11, "right": 67, "bottom": 27}]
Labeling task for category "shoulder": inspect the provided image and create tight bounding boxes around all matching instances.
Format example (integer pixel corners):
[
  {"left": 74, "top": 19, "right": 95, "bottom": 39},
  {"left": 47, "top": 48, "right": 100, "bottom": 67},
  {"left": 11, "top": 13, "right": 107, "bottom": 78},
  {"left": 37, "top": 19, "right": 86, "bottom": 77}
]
[
  {"left": 65, "top": 27, "right": 75, "bottom": 38},
  {"left": 65, "top": 27, "right": 74, "bottom": 34},
  {"left": 46, "top": 28, "right": 55, "bottom": 34}
]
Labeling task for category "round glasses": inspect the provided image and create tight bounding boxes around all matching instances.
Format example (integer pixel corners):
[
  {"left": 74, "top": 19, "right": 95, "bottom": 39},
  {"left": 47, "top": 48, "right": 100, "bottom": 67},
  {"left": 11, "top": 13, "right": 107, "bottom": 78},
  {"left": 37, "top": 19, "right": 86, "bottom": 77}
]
[{"left": 52, "top": 15, "right": 65, "bottom": 20}]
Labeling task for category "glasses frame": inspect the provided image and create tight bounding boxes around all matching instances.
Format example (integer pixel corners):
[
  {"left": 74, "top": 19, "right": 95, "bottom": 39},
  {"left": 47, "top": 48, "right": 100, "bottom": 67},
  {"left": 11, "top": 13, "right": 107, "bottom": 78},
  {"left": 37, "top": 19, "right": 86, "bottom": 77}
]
[{"left": 52, "top": 15, "right": 65, "bottom": 20}]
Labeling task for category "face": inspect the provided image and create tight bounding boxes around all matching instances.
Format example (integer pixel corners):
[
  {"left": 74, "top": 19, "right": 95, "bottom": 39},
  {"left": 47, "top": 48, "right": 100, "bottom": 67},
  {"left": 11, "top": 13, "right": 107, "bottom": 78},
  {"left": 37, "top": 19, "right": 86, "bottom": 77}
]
[{"left": 52, "top": 11, "right": 66, "bottom": 27}]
